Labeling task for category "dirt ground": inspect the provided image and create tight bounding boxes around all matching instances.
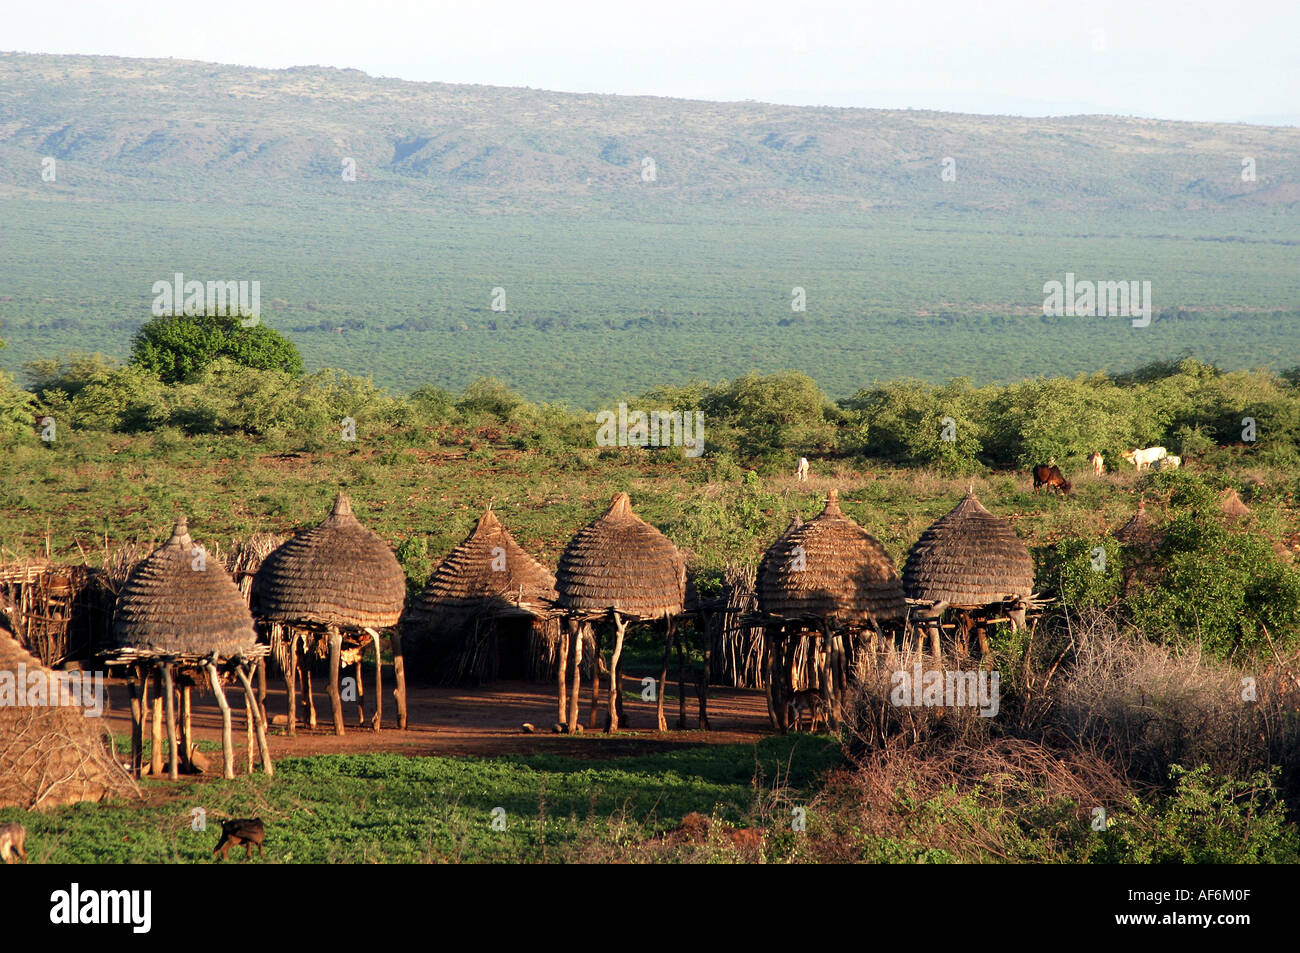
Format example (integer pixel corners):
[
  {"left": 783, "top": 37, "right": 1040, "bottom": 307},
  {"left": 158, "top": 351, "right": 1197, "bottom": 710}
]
[{"left": 100, "top": 668, "right": 777, "bottom": 763}]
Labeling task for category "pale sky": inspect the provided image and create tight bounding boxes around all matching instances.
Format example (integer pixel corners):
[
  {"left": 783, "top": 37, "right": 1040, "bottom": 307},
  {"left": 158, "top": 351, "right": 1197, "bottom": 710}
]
[{"left": 6, "top": 0, "right": 1298, "bottom": 124}]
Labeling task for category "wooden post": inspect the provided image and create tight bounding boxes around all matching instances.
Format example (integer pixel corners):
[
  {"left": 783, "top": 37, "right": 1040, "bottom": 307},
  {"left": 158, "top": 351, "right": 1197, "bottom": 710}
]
[
  {"left": 205, "top": 662, "right": 235, "bottom": 780},
  {"left": 369, "top": 628, "right": 383, "bottom": 732},
  {"left": 607, "top": 613, "right": 627, "bottom": 732},
  {"left": 389, "top": 628, "right": 407, "bottom": 730},
  {"left": 256, "top": 656, "right": 268, "bottom": 723},
  {"left": 236, "top": 664, "right": 273, "bottom": 776},
  {"left": 354, "top": 659, "right": 367, "bottom": 727},
  {"left": 763, "top": 631, "right": 778, "bottom": 730},
  {"left": 150, "top": 680, "right": 163, "bottom": 777},
  {"left": 180, "top": 684, "right": 193, "bottom": 773},
  {"left": 587, "top": 627, "right": 602, "bottom": 730},
  {"left": 244, "top": 690, "right": 255, "bottom": 774},
  {"left": 161, "top": 663, "right": 178, "bottom": 781},
  {"left": 303, "top": 646, "right": 317, "bottom": 729},
  {"left": 556, "top": 618, "right": 570, "bottom": 725},
  {"left": 129, "top": 666, "right": 144, "bottom": 779},
  {"left": 286, "top": 631, "right": 298, "bottom": 737},
  {"left": 327, "top": 627, "right": 344, "bottom": 736},
  {"left": 656, "top": 619, "right": 673, "bottom": 732},
  {"left": 565, "top": 619, "right": 582, "bottom": 733}
]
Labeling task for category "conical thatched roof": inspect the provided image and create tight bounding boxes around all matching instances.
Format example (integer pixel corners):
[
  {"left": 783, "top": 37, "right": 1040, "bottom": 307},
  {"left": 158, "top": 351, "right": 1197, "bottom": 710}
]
[
  {"left": 1219, "top": 487, "right": 1251, "bottom": 520},
  {"left": 112, "top": 517, "right": 257, "bottom": 657},
  {"left": 903, "top": 489, "right": 1035, "bottom": 607},
  {"left": 252, "top": 493, "right": 406, "bottom": 629},
  {"left": 758, "top": 490, "right": 905, "bottom": 624},
  {"left": 555, "top": 492, "right": 687, "bottom": 620},
  {"left": 403, "top": 507, "right": 558, "bottom": 632},
  {"left": 1, "top": 629, "right": 137, "bottom": 809},
  {"left": 1116, "top": 498, "right": 1158, "bottom": 546}
]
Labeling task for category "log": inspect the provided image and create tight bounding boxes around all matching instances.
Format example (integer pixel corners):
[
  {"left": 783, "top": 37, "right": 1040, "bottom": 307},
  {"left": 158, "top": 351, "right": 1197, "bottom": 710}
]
[
  {"left": 389, "top": 628, "right": 407, "bottom": 730},
  {"left": 129, "top": 667, "right": 144, "bottom": 779},
  {"left": 161, "top": 663, "right": 178, "bottom": 781},
  {"left": 150, "top": 688, "right": 163, "bottom": 777},
  {"left": 607, "top": 614, "right": 626, "bottom": 732},
  {"left": 587, "top": 629, "right": 602, "bottom": 730},
  {"left": 565, "top": 619, "right": 582, "bottom": 733},
  {"left": 205, "top": 662, "right": 236, "bottom": 780},
  {"left": 180, "top": 685, "right": 193, "bottom": 773},
  {"left": 370, "top": 628, "right": 383, "bottom": 732},
  {"left": 236, "top": 664, "right": 274, "bottom": 777},
  {"left": 327, "top": 628, "right": 344, "bottom": 736},
  {"left": 556, "top": 619, "right": 570, "bottom": 725}
]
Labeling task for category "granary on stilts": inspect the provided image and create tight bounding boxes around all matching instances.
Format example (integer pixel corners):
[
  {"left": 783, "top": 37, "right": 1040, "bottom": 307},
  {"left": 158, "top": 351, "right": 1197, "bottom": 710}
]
[
  {"left": 555, "top": 491, "right": 692, "bottom": 733},
  {"left": 1, "top": 623, "right": 137, "bottom": 809},
  {"left": 902, "top": 488, "right": 1037, "bottom": 661},
  {"left": 755, "top": 490, "right": 905, "bottom": 731},
  {"left": 252, "top": 492, "right": 407, "bottom": 734},
  {"left": 103, "top": 516, "right": 272, "bottom": 781},
  {"left": 401, "top": 506, "right": 561, "bottom": 684}
]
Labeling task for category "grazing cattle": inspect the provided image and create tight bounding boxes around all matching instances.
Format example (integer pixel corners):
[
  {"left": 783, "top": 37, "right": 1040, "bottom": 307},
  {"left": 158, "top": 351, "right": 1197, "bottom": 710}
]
[
  {"left": 213, "top": 818, "right": 264, "bottom": 861},
  {"left": 0, "top": 823, "right": 26, "bottom": 864},
  {"left": 1157, "top": 454, "right": 1181, "bottom": 470},
  {"left": 795, "top": 457, "right": 809, "bottom": 482},
  {"left": 1033, "top": 464, "right": 1071, "bottom": 495},
  {"left": 1089, "top": 452, "right": 1104, "bottom": 476},
  {"left": 786, "top": 690, "right": 826, "bottom": 732},
  {"left": 1121, "top": 446, "right": 1168, "bottom": 473}
]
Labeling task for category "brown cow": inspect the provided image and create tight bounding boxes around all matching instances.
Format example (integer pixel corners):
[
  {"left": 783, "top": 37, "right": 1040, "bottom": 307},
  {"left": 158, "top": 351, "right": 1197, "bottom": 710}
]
[
  {"left": 1033, "top": 464, "right": 1071, "bottom": 495},
  {"left": 213, "top": 818, "right": 264, "bottom": 861},
  {"left": 0, "top": 823, "right": 26, "bottom": 864}
]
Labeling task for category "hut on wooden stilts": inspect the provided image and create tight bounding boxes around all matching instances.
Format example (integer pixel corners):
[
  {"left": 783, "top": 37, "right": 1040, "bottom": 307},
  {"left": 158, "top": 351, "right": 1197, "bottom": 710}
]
[
  {"left": 401, "top": 506, "right": 561, "bottom": 683},
  {"left": 755, "top": 491, "right": 905, "bottom": 732},
  {"left": 902, "top": 488, "right": 1036, "bottom": 664},
  {"left": 103, "top": 517, "right": 271, "bottom": 780},
  {"left": 252, "top": 493, "right": 407, "bottom": 735},
  {"left": 554, "top": 492, "right": 690, "bottom": 734}
]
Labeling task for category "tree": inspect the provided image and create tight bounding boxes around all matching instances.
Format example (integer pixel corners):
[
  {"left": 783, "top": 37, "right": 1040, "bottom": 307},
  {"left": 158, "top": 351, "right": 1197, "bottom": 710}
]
[{"left": 130, "top": 310, "right": 302, "bottom": 384}]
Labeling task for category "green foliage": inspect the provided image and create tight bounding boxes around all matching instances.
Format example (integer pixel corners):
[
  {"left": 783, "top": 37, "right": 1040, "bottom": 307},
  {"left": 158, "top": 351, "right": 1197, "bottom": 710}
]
[
  {"left": 1095, "top": 766, "right": 1299, "bottom": 863},
  {"left": 699, "top": 371, "right": 836, "bottom": 458},
  {"left": 130, "top": 310, "right": 303, "bottom": 384},
  {"left": 23, "top": 351, "right": 121, "bottom": 401},
  {"left": 0, "top": 369, "right": 37, "bottom": 440},
  {"left": 1037, "top": 536, "right": 1122, "bottom": 608},
  {"left": 455, "top": 377, "right": 524, "bottom": 420},
  {"left": 67, "top": 365, "right": 170, "bottom": 432}
]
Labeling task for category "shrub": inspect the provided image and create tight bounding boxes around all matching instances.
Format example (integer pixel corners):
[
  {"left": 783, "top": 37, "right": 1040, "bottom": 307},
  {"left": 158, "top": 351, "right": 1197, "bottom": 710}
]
[{"left": 130, "top": 310, "right": 303, "bottom": 384}]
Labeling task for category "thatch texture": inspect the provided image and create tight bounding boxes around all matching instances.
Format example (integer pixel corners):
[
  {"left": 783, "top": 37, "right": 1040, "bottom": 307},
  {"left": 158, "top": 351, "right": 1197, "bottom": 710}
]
[
  {"left": 711, "top": 563, "right": 765, "bottom": 688},
  {"left": 252, "top": 493, "right": 406, "bottom": 629},
  {"left": 112, "top": 518, "right": 257, "bottom": 657},
  {"left": 1116, "top": 499, "right": 1160, "bottom": 548},
  {"left": 401, "top": 508, "right": 560, "bottom": 682},
  {"left": 758, "top": 491, "right": 905, "bottom": 625},
  {"left": 1219, "top": 488, "right": 1251, "bottom": 520},
  {"left": 555, "top": 492, "right": 687, "bottom": 621},
  {"left": 903, "top": 489, "right": 1035, "bottom": 607},
  {"left": 0, "top": 628, "right": 138, "bottom": 809}
]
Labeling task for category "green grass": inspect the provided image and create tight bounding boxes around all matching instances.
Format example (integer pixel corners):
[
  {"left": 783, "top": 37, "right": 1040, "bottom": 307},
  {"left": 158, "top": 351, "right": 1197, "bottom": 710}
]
[{"left": 0, "top": 738, "right": 843, "bottom": 863}]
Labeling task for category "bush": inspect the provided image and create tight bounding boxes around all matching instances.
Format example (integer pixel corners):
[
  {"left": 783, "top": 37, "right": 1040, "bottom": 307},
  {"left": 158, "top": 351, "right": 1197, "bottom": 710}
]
[{"left": 130, "top": 310, "right": 303, "bottom": 384}]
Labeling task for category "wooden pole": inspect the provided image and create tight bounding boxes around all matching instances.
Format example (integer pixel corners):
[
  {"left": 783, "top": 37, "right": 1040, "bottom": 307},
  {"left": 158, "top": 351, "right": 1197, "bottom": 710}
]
[
  {"left": 244, "top": 690, "right": 255, "bottom": 774},
  {"left": 587, "top": 627, "right": 602, "bottom": 730},
  {"left": 256, "top": 656, "right": 268, "bottom": 723},
  {"left": 205, "top": 662, "right": 235, "bottom": 780},
  {"left": 369, "top": 628, "right": 384, "bottom": 732},
  {"left": 354, "top": 659, "right": 367, "bottom": 726},
  {"left": 763, "top": 631, "right": 778, "bottom": 730},
  {"left": 303, "top": 646, "right": 317, "bottom": 729},
  {"left": 236, "top": 664, "right": 273, "bottom": 776},
  {"left": 565, "top": 620, "right": 582, "bottom": 733},
  {"left": 327, "top": 627, "right": 344, "bottom": 736},
  {"left": 180, "top": 684, "right": 193, "bottom": 773},
  {"left": 656, "top": 619, "right": 673, "bottom": 732},
  {"left": 286, "top": 631, "right": 297, "bottom": 737},
  {"left": 389, "top": 628, "right": 407, "bottom": 730},
  {"left": 161, "top": 663, "right": 178, "bottom": 781},
  {"left": 556, "top": 618, "right": 570, "bottom": 726},
  {"left": 129, "top": 666, "right": 144, "bottom": 779},
  {"left": 149, "top": 681, "right": 163, "bottom": 777},
  {"left": 607, "top": 613, "right": 627, "bottom": 732}
]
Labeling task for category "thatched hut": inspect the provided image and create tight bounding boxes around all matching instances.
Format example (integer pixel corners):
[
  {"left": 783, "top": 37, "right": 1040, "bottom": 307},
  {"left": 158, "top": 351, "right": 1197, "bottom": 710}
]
[
  {"left": 1219, "top": 487, "right": 1251, "bottom": 520},
  {"left": 903, "top": 488, "right": 1035, "bottom": 657},
  {"left": 106, "top": 516, "right": 271, "bottom": 780},
  {"left": 401, "top": 507, "right": 560, "bottom": 684},
  {"left": 252, "top": 492, "right": 407, "bottom": 734},
  {"left": 555, "top": 492, "right": 689, "bottom": 733},
  {"left": 756, "top": 491, "right": 904, "bottom": 730},
  {"left": 1115, "top": 498, "right": 1164, "bottom": 594}
]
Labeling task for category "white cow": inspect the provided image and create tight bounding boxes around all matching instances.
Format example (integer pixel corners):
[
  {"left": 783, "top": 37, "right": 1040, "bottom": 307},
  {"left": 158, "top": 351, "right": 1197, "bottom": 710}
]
[
  {"left": 1157, "top": 454, "right": 1181, "bottom": 470},
  {"left": 1121, "top": 446, "right": 1168, "bottom": 473},
  {"left": 1089, "top": 452, "right": 1104, "bottom": 476},
  {"left": 795, "top": 457, "right": 809, "bottom": 482}
]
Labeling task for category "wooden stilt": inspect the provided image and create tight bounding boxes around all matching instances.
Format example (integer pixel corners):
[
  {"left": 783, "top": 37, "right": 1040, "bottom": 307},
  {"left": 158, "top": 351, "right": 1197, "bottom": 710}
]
[
  {"left": 327, "top": 628, "right": 344, "bottom": 736},
  {"left": 286, "top": 631, "right": 298, "bottom": 737},
  {"left": 763, "top": 631, "right": 778, "bottom": 730},
  {"left": 150, "top": 681, "right": 163, "bottom": 777},
  {"left": 587, "top": 628, "right": 602, "bottom": 730},
  {"left": 656, "top": 619, "right": 673, "bottom": 732},
  {"left": 930, "top": 622, "right": 942, "bottom": 661},
  {"left": 129, "top": 667, "right": 144, "bottom": 779},
  {"left": 180, "top": 684, "right": 193, "bottom": 773},
  {"left": 615, "top": 655, "right": 629, "bottom": 727},
  {"left": 236, "top": 664, "right": 273, "bottom": 776},
  {"left": 389, "top": 628, "right": 407, "bottom": 730},
  {"left": 565, "top": 620, "right": 582, "bottom": 733},
  {"left": 205, "top": 662, "right": 236, "bottom": 780},
  {"left": 820, "top": 627, "right": 837, "bottom": 731},
  {"left": 607, "top": 613, "right": 627, "bottom": 732},
  {"left": 161, "top": 663, "right": 178, "bottom": 781},
  {"left": 256, "top": 656, "right": 268, "bottom": 723},
  {"left": 303, "top": 648, "right": 318, "bottom": 729},
  {"left": 556, "top": 618, "right": 570, "bottom": 725},
  {"left": 369, "top": 628, "right": 383, "bottom": 732},
  {"left": 354, "top": 659, "right": 367, "bottom": 727},
  {"left": 244, "top": 690, "right": 255, "bottom": 774}
]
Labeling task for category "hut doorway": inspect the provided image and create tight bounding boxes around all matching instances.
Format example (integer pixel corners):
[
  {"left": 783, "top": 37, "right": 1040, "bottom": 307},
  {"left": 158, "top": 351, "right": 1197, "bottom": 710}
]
[{"left": 491, "top": 617, "right": 532, "bottom": 681}]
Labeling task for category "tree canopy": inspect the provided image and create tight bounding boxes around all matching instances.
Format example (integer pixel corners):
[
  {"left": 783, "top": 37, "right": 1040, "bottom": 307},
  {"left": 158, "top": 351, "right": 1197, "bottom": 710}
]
[{"left": 130, "top": 311, "right": 302, "bottom": 384}]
